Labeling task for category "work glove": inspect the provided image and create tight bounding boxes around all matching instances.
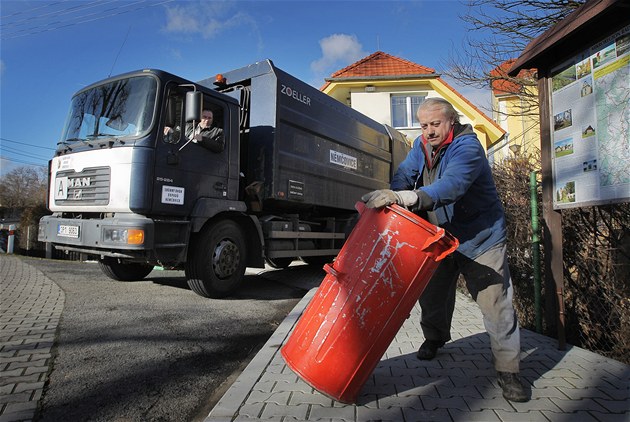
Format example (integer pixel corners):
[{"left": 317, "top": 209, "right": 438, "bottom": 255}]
[{"left": 361, "top": 189, "right": 418, "bottom": 209}]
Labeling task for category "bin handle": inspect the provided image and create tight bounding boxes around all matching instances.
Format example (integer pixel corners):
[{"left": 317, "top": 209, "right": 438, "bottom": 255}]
[
  {"left": 434, "top": 237, "right": 459, "bottom": 261},
  {"left": 323, "top": 263, "right": 340, "bottom": 277},
  {"left": 356, "top": 201, "right": 459, "bottom": 261},
  {"left": 420, "top": 229, "right": 459, "bottom": 261}
]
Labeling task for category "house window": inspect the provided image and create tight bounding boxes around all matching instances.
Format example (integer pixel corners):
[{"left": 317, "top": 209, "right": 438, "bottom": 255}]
[{"left": 391, "top": 94, "right": 425, "bottom": 128}]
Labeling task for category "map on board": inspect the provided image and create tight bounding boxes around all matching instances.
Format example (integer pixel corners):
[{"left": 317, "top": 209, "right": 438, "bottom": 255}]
[
  {"left": 550, "top": 25, "right": 630, "bottom": 209},
  {"left": 594, "top": 56, "right": 629, "bottom": 187}
]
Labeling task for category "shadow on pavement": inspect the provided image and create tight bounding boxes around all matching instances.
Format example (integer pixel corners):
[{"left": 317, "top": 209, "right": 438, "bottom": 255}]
[{"left": 147, "top": 264, "right": 324, "bottom": 301}]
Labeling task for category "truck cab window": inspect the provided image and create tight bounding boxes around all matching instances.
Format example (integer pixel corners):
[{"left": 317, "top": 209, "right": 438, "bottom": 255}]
[
  {"left": 186, "top": 95, "right": 226, "bottom": 153},
  {"left": 59, "top": 75, "right": 157, "bottom": 147},
  {"left": 163, "top": 90, "right": 184, "bottom": 144}
]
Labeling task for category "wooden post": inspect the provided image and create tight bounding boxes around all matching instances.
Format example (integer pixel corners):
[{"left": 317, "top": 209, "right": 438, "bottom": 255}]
[{"left": 538, "top": 74, "right": 566, "bottom": 350}]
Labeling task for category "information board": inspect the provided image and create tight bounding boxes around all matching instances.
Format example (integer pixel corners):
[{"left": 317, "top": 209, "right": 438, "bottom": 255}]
[{"left": 550, "top": 25, "right": 630, "bottom": 209}]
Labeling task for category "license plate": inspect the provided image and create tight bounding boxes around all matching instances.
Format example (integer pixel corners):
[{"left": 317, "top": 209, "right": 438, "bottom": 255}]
[{"left": 58, "top": 224, "right": 80, "bottom": 238}]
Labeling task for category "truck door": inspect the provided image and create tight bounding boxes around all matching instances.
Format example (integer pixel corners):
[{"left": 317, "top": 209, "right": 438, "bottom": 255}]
[{"left": 153, "top": 85, "right": 230, "bottom": 216}]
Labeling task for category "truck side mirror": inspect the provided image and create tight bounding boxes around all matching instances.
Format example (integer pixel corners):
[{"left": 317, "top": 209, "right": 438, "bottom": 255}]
[
  {"left": 165, "top": 97, "right": 177, "bottom": 128},
  {"left": 185, "top": 91, "right": 202, "bottom": 123}
]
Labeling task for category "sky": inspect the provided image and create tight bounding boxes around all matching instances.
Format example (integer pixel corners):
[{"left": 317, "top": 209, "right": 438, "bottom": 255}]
[{"left": 0, "top": 0, "right": 494, "bottom": 176}]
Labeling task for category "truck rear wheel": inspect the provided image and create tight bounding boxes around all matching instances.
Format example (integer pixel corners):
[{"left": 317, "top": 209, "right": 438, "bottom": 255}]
[
  {"left": 98, "top": 258, "right": 154, "bottom": 281},
  {"left": 186, "top": 220, "right": 247, "bottom": 298}
]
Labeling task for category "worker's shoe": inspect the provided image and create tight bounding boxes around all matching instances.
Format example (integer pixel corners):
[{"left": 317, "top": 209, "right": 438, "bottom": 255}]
[
  {"left": 416, "top": 340, "right": 445, "bottom": 360},
  {"left": 497, "top": 371, "right": 529, "bottom": 402}
]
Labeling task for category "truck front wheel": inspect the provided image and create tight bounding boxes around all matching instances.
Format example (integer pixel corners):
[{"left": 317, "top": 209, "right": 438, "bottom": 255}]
[
  {"left": 98, "top": 257, "right": 154, "bottom": 281},
  {"left": 186, "top": 220, "right": 247, "bottom": 298}
]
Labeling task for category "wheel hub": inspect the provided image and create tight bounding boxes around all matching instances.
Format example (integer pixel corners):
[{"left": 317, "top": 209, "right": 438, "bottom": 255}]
[{"left": 212, "top": 239, "right": 240, "bottom": 279}]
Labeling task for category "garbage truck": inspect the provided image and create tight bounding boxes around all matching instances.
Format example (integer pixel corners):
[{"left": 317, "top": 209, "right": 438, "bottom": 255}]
[{"left": 38, "top": 59, "right": 410, "bottom": 298}]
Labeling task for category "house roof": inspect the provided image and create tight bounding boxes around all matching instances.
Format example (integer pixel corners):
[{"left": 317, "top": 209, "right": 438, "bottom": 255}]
[
  {"left": 320, "top": 51, "right": 436, "bottom": 90},
  {"left": 321, "top": 51, "right": 505, "bottom": 145},
  {"left": 491, "top": 59, "right": 536, "bottom": 96}
]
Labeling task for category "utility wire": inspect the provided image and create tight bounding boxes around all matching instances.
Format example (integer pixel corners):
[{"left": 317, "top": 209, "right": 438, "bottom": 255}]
[
  {"left": 1, "top": 0, "right": 174, "bottom": 40},
  {"left": 1, "top": 137, "right": 56, "bottom": 151},
  {"left": 1, "top": 138, "right": 55, "bottom": 166},
  {"left": 1, "top": 0, "right": 144, "bottom": 38},
  {"left": 0, "top": 156, "right": 47, "bottom": 168},
  {"left": 0, "top": 0, "right": 67, "bottom": 20},
  {"left": 0, "top": 0, "right": 112, "bottom": 29},
  {"left": 1, "top": 145, "right": 51, "bottom": 162}
]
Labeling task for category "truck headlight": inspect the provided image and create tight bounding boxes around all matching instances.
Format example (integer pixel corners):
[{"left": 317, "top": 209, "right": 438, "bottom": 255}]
[{"left": 103, "top": 228, "right": 145, "bottom": 245}]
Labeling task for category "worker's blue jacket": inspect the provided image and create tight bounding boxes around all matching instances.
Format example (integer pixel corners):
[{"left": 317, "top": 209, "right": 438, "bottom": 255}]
[{"left": 391, "top": 124, "right": 506, "bottom": 259}]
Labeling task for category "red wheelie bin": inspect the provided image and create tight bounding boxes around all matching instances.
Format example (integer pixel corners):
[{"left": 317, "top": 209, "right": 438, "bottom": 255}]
[{"left": 281, "top": 202, "right": 459, "bottom": 403}]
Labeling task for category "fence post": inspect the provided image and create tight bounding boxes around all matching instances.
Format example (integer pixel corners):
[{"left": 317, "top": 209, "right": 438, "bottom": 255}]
[
  {"left": 530, "top": 171, "right": 542, "bottom": 334},
  {"left": 7, "top": 224, "right": 16, "bottom": 254}
]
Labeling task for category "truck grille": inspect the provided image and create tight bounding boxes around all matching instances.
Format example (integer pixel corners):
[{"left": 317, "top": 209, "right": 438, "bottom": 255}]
[{"left": 55, "top": 167, "right": 110, "bottom": 206}]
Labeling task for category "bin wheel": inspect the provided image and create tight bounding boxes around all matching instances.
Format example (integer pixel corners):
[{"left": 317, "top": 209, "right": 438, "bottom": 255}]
[
  {"left": 266, "top": 257, "right": 293, "bottom": 269},
  {"left": 98, "top": 258, "right": 154, "bottom": 281},
  {"left": 186, "top": 220, "right": 247, "bottom": 298}
]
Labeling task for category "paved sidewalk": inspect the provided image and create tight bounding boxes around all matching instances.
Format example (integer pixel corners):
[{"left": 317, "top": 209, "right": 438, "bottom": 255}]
[
  {"left": 206, "top": 290, "right": 630, "bottom": 421},
  {"left": 0, "top": 255, "right": 64, "bottom": 422},
  {"left": 1, "top": 255, "right": 629, "bottom": 422}
]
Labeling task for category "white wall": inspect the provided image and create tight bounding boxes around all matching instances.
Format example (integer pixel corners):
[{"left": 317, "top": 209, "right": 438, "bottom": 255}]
[
  {"left": 348, "top": 88, "right": 477, "bottom": 145},
  {"left": 350, "top": 92, "right": 391, "bottom": 124}
]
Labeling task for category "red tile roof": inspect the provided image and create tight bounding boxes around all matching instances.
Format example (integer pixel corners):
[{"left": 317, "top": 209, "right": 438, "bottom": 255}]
[
  {"left": 321, "top": 51, "right": 505, "bottom": 138},
  {"left": 330, "top": 51, "right": 435, "bottom": 78},
  {"left": 491, "top": 59, "right": 536, "bottom": 96}
]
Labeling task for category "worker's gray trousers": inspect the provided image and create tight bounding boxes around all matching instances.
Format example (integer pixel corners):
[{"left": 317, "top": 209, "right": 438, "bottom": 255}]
[{"left": 418, "top": 242, "right": 521, "bottom": 373}]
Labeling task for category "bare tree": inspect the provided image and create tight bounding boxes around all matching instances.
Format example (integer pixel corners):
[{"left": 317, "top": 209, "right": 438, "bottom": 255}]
[
  {"left": 0, "top": 166, "right": 48, "bottom": 212},
  {"left": 0, "top": 166, "right": 49, "bottom": 253},
  {"left": 444, "top": 0, "right": 585, "bottom": 117}
]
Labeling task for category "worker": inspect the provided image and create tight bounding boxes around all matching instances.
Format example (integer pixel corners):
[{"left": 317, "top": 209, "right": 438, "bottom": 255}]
[{"left": 361, "top": 97, "right": 529, "bottom": 403}]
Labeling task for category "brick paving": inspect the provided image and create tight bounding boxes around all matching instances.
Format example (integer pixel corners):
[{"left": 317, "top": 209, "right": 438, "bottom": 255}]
[
  {"left": 206, "top": 287, "right": 630, "bottom": 421},
  {"left": 1, "top": 255, "right": 628, "bottom": 422},
  {"left": 0, "top": 255, "right": 64, "bottom": 422}
]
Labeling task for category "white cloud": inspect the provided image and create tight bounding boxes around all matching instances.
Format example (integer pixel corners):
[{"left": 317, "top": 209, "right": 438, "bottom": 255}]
[
  {"left": 311, "top": 34, "right": 367, "bottom": 76},
  {"left": 164, "top": 6, "right": 201, "bottom": 34},
  {"left": 0, "top": 157, "right": 20, "bottom": 177},
  {"left": 163, "top": 2, "right": 252, "bottom": 40}
]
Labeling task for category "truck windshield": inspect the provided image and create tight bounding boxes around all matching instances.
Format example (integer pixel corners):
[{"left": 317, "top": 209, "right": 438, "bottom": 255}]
[{"left": 60, "top": 75, "right": 158, "bottom": 145}]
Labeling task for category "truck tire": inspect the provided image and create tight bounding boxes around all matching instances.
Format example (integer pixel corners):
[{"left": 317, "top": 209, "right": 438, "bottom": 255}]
[
  {"left": 186, "top": 220, "right": 247, "bottom": 298},
  {"left": 98, "top": 258, "right": 154, "bottom": 281}
]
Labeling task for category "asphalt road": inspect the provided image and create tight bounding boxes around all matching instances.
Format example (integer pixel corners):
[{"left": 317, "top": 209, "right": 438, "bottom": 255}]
[{"left": 22, "top": 257, "right": 323, "bottom": 422}]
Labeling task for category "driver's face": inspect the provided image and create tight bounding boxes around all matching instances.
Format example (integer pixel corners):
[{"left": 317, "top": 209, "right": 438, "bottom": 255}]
[{"left": 200, "top": 111, "right": 213, "bottom": 127}]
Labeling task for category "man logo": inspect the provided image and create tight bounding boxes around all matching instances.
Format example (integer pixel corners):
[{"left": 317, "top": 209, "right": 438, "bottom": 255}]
[{"left": 68, "top": 177, "right": 91, "bottom": 188}]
